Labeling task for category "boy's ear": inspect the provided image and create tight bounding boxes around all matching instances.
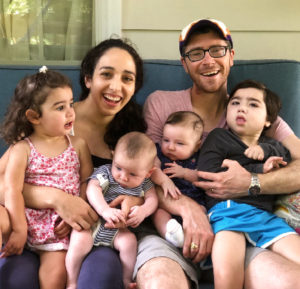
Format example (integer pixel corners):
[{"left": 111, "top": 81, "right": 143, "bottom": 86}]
[
  {"left": 25, "top": 109, "right": 40, "bottom": 124},
  {"left": 146, "top": 166, "right": 156, "bottom": 178}
]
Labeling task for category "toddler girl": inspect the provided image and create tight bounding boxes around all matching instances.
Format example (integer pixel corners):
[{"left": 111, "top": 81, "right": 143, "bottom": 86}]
[{"left": 0, "top": 67, "right": 92, "bottom": 289}]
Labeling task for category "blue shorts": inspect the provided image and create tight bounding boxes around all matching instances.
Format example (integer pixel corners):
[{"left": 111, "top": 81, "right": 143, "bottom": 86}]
[{"left": 208, "top": 200, "right": 296, "bottom": 248}]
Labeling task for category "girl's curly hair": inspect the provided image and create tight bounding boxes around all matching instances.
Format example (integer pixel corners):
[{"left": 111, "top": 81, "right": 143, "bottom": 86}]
[{"left": 0, "top": 70, "right": 72, "bottom": 145}]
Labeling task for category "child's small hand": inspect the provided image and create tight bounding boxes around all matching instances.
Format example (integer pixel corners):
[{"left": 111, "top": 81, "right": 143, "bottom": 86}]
[
  {"left": 163, "top": 162, "right": 186, "bottom": 179},
  {"left": 244, "top": 145, "right": 264, "bottom": 160},
  {"left": 54, "top": 219, "right": 71, "bottom": 238},
  {"left": 102, "top": 207, "right": 126, "bottom": 225},
  {"left": 263, "top": 156, "right": 287, "bottom": 173},
  {"left": 161, "top": 177, "right": 182, "bottom": 199},
  {"left": 0, "top": 230, "right": 27, "bottom": 258},
  {"left": 126, "top": 206, "right": 146, "bottom": 228}
]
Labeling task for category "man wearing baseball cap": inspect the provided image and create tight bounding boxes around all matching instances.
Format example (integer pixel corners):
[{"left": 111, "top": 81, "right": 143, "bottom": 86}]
[{"left": 135, "top": 18, "right": 300, "bottom": 289}]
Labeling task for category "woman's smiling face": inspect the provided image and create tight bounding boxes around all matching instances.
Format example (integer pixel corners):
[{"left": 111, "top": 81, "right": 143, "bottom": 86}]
[{"left": 85, "top": 47, "right": 136, "bottom": 117}]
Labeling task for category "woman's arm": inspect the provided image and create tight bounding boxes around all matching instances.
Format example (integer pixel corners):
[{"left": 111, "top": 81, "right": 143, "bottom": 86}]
[
  {"left": 196, "top": 134, "right": 300, "bottom": 198},
  {"left": 23, "top": 137, "right": 98, "bottom": 231},
  {"left": 23, "top": 184, "right": 98, "bottom": 231},
  {"left": 0, "top": 148, "right": 11, "bottom": 204},
  {"left": 1, "top": 144, "right": 98, "bottom": 231},
  {"left": 3, "top": 143, "right": 28, "bottom": 256},
  {"left": 72, "top": 136, "right": 94, "bottom": 200}
]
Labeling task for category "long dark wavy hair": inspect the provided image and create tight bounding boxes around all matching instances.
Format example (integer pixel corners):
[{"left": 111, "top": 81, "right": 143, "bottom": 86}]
[
  {"left": 0, "top": 70, "right": 72, "bottom": 145},
  {"left": 79, "top": 37, "right": 147, "bottom": 150}
]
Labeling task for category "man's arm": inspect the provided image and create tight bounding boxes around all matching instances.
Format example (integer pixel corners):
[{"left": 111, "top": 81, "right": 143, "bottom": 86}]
[
  {"left": 196, "top": 134, "right": 300, "bottom": 197},
  {"left": 157, "top": 186, "right": 214, "bottom": 263}
]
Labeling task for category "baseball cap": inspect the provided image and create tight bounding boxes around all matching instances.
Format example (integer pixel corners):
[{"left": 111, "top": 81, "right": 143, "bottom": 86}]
[{"left": 179, "top": 18, "right": 233, "bottom": 56}]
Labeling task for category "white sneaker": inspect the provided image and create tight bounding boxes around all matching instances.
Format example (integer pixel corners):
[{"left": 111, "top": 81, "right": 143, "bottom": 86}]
[{"left": 165, "top": 219, "right": 184, "bottom": 248}]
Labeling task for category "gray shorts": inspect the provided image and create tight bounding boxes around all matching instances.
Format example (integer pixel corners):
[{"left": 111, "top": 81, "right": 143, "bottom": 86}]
[
  {"left": 133, "top": 232, "right": 266, "bottom": 287},
  {"left": 133, "top": 234, "right": 199, "bottom": 288},
  {"left": 245, "top": 245, "right": 266, "bottom": 267}
]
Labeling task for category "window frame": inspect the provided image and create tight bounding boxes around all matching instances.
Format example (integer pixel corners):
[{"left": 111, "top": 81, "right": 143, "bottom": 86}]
[
  {"left": 95, "top": 0, "right": 122, "bottom": 44},
  {"left": 0, "top": 0, "right": 122, "bottom": 66}
]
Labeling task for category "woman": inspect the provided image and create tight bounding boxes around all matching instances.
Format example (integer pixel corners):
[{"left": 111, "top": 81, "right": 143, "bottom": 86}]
[{"left": 0, "top": 38, "right": 146, "bottom": 289}]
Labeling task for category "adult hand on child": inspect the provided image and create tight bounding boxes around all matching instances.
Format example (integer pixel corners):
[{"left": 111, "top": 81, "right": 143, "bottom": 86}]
[
  {"left": 0, "top": 230, "right": 27, "bottom": 258},
  {"left": 102, "top": 207, "right": 126, "bottom": 226},
  {"left": 54, "top": 219, "right": 71, "bottom": 239},
  {"left": 127, "top": 206, "right": 146, "bottom": 228},
  {"left": 23, "top": 184, "right": 99, "bottom": 232},
  {"left": 195, "top": 159, "right": 251, "bottom": 198},
  {"left": 105, "top": 195, "right": 143, "bottom": 229},
  {"left": 55, "top": 194, "right": 99, "bottom": 231}
]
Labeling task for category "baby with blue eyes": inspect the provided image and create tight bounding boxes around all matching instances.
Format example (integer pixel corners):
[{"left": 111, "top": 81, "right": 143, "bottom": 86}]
[{"left": 151, "top": 111, "right": 204, "bottom": 248}]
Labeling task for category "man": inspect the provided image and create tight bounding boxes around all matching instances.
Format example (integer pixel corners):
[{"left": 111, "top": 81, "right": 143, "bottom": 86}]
[{"left": 135, "top": 18, "right": 300, "bottom": 289}]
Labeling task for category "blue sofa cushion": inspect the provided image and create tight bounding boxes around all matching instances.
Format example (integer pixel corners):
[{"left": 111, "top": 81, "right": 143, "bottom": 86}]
[{"left": 1, "top": 59, "right": 300, "bottom": 157}]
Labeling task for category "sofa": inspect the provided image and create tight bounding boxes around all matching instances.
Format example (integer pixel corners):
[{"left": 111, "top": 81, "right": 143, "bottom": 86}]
[
  {"left": 1, "top": 60, "right": 300, "bottom": 156},
  {"left": 1, "top": 59, "right": 300, "bottom": 288}
]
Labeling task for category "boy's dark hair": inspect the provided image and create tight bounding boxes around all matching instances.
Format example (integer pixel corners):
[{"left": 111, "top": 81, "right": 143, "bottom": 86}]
[
  {"left": 0, "top": 70, "right": 72, "bottom": 145},
  {"left": 229, "top": 79, "right": 282, "bottom": 124},
  {"left": 79, "top": 37, "right": 146, "bottom": 150}
]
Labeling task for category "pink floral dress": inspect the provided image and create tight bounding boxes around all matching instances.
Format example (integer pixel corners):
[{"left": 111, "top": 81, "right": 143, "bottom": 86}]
[{"left": 24, "top": 136, "right": 80, "bottom": 251}]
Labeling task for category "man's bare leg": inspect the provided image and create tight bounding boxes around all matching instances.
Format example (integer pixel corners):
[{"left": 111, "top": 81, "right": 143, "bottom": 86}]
[
  {"left": 136, "top": 257, "right": 190, "bottom": 289},
  {"left": 245, "top": 250, "right": 300, "bottom": 289}
]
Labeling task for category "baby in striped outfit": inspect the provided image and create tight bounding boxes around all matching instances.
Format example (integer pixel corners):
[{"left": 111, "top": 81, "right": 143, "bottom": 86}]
[{"left": 66, "top": 132, "right": 158, "bottom": 289}]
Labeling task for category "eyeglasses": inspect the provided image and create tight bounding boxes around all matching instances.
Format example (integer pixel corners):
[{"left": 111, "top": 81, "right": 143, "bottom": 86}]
[{"left": 183, "top": 46, "right": 230, "bottom": 62}]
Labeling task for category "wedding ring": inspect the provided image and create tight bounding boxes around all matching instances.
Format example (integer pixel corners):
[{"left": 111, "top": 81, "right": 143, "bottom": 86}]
[
  {"left": 190, "top": 242, "right": 198, "bottom": 250},
  {"left": 210, "top": 188, "right": 214, "bottom": 192}
]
